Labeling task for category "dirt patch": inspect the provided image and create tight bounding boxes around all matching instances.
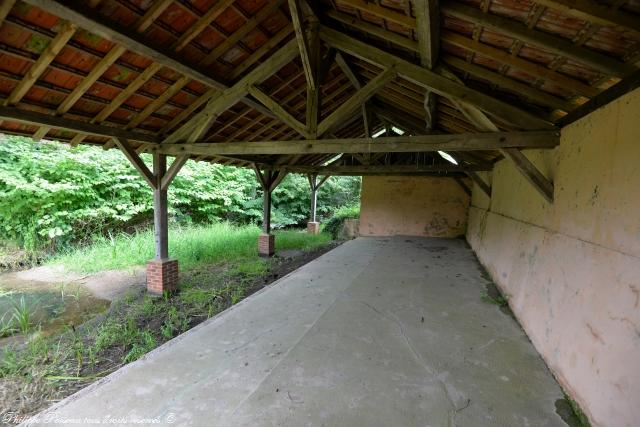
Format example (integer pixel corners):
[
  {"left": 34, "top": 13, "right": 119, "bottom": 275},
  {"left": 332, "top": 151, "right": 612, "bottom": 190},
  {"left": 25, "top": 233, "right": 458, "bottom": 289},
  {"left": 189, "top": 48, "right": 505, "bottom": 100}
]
[{"left": 0, "top": 242, "right": 341, "bottom": 423}]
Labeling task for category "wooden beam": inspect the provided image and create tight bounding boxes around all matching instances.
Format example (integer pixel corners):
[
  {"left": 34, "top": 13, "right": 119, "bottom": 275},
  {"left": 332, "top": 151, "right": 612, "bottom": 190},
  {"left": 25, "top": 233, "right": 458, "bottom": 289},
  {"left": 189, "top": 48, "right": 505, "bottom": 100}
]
[
  {"left": 339, "top": 0, "right": 415, "bottom": 27},
  {"left": 414, "top": 0, "right": 439, "bottom": 70},
  {"left": 172, "top": 0, "right": 235, "bottom": 52},
  {"left": 319, "top": 26, "right": 555, "bottom": 130},
  {"left": 160, "top": 155, "right": 189, "bottom": 191},
  {"left": 3, "top": 20, "right": 76, "bottom": 106},
  {"left": 248, "top": 86, "right": 311, "bottom": 138},
  {"left": 305, "top": 17, "right": 321, "bottom": 138},
  {"left": 454, "top": 176, "right": 472, "bottom": 196},
  {"left": 501, "top": 148, "right": 554, "bottom": 202},
  {"left": 317, "top": 67, "right": 396, "bottom": 135},
  {"left": 466, "top": 171, "right": 491, "bottom": 197},
  {"left": 443, "top": 55, "right": 574, "bottom": 112},
  {"left": 288, "top": 0, "right": 316, "bottom": 90},
  {"left": 0, "top": 105, "right": 158, "bottom": 143},
  {"left": 441, "top": 31, "right": 599, "bottom": 98},
  {"left": 532, "top": 0, "right": 640, "bottom": 32},
  {"left": 152, "top": 131, "right": 559, "bottom": 156},
  {"left": 0, "top": 0, "right": 17, "bottom": 27},
  {"left": 20, "top": 0, "right": 271, "bottom": 118},
  {"left": 229, "top": 24, "right": 293, "bottom": 80},
  {"left": 136, "top": 0, "right": 173, "bottom": 33},
  {"left": 70, "top": 62, "right": 163, "bottom": 146},
  {"left": 201, "top": 0, "right": 285, "bottom": 66},
  {"left": 114, "top": 138, "right": 155, "bottom": 188},
  {"left": 443, "top": 2, "right": 636, "bottom": 78},
  {"left": 557, "top": 69, "right": 640, "bottom": 127},
  {"left": 328, "top": 10, "right": 599, "bottom": 98},
  {"left": 164, "top": 38, "right": 299, "bottom": 144},
  {"left": 281, "top": 164, "right": 486, "bottom": 175}
]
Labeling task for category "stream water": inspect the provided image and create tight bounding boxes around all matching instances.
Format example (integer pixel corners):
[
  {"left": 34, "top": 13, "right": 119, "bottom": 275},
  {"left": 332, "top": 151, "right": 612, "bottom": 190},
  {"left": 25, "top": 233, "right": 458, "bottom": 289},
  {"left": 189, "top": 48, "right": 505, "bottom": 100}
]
[{"left": 0, "top": 269, "right": 110, "bottom": 348}]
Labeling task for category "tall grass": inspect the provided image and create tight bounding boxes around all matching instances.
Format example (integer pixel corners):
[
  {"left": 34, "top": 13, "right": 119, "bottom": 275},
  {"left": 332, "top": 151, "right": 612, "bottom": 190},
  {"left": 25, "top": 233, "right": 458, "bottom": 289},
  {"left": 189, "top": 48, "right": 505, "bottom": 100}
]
[{"left": 50, "top": 223, "right": 331, "bottom": 273}]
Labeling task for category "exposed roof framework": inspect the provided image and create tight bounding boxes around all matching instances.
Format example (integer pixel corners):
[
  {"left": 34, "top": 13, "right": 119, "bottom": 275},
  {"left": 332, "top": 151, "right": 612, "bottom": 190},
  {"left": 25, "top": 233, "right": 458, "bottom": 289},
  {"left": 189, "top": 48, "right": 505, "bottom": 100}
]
[{"left": 0, "top": 0, "right": 638, "bottom": 200}]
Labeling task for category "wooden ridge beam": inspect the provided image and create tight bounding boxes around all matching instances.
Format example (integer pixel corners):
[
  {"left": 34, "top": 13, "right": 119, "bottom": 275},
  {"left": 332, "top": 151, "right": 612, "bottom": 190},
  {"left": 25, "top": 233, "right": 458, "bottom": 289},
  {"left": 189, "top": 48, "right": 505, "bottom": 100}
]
[
  {"left": 320, "top": 26, "right": 554, "bottom": 130},
  {"left": 0, "top": 105, "right": 158, "bottom": 143},
  {"left": 151, "top": 131, "right": 559, "bottom": 156}
]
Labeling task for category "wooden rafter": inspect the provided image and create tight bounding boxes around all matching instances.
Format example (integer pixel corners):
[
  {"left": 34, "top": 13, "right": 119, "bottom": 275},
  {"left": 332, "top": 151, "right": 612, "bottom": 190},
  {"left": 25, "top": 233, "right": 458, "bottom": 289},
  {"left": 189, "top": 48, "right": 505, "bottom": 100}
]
[
  {"left": 0, "top": 0, "right": 17, "bottom": 27},
  {"left": 164, "top": 38, "right": 299, "bottom": 144},
  {"left": 288, "top": 0, "right": 316, "bottom": 90},
  {"left": 320, "top": 26, "right": 554, "bottom": 130},
  {"left": 248, "top": 86, "right": 311, "bottom": 138},
  {"left": 172, "top": 0, "right": 235, "bottom": 52},
  {"left": 533, "top": 0, "right": 640, "bottom": 32},
  {"left": 443, "top": 2, "right": 636, "bottom": 78},
  {"left": 414, "top": 0, "right": 439, "bottom": 70},
  {"left": 3, "top": 20, "right": 76, "bottom": 107}
]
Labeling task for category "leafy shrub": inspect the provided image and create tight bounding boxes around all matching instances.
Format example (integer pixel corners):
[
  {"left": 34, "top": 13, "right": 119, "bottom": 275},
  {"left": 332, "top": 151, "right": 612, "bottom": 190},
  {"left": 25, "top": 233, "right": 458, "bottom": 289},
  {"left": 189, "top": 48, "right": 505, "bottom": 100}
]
[
  {"left": 0, "top": 136, "right": 361, "bottom": 252},
  {"left": 323, "top": 204, "right": 360, "bottom": 239}
]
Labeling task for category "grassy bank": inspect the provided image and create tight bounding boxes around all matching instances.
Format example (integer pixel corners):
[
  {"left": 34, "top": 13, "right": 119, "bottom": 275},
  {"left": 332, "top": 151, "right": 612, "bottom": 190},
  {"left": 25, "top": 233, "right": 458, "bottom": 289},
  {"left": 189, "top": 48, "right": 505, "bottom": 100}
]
[
  {"left": 1, "top": 226, "right": 336, "bottom": 419},
  {"left": 50, "top": 223, "right": 332, "bottom": 273}
]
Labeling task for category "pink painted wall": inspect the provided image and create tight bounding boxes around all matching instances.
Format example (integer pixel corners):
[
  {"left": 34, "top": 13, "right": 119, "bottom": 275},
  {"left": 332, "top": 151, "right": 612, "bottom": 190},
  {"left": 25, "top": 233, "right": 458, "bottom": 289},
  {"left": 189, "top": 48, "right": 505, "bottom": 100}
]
[
  {"left": 466, "top": 88, "right": 640, "bottom": 427},
  {"left": 359, "top": 176, "right": 469, "bottom": 237}
]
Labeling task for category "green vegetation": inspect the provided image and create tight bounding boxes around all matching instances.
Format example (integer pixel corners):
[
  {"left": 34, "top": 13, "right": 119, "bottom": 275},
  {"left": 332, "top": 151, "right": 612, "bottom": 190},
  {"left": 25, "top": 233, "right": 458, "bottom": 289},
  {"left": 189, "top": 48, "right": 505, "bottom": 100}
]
[
  {"left": 323, "top": 204, "right": 360, "bottom": 238},
  {"left": 0, "top": 135, "right": 359, "bottom": 257},
  {"left": 50, "top": 223, "right": 331, "bottom": 273},
  {"left": 0, "top": 242, "right": 331, "bottom": 418}
]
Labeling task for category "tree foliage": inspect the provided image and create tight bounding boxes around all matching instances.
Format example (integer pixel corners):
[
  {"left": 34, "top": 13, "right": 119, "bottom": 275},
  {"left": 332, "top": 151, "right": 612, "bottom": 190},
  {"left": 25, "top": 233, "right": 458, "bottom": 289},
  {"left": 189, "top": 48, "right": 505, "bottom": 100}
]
[{"left": 0, "top": 136, "right": 360, "bottom": 251}]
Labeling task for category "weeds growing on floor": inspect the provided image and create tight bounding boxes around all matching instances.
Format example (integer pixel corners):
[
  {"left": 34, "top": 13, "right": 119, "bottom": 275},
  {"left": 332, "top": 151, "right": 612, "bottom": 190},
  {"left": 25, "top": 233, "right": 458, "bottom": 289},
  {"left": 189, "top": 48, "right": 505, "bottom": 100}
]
[{"left": 0, "top": 239, "right": 336, "bottom": 419}]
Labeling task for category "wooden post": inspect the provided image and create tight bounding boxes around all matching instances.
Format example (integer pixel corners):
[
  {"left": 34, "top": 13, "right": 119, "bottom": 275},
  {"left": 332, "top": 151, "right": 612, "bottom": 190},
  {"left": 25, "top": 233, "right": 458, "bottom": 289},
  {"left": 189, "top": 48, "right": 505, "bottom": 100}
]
[
  {"left": 309, "top": 174, "right": 318, "bottom": 223},
  {"left": 307, "top": 174, "right": 329, "bottom": 234},
  {"left": 254, "top": 166, "right": 286, "bottom": 256},
  {"left": 113, "top": 138, "right": 186, "bottom": 294},
  {"left": 153, "top": 153, "right": 169, "bottom": 259}
]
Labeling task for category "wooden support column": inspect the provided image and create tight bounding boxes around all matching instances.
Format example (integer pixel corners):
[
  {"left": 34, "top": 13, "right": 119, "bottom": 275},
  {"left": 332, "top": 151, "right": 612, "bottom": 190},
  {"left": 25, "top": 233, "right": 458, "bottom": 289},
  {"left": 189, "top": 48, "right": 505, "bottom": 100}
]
[
  {"left": 307, "top": 174, "right": 330, "bottom": 234},
  {"left": 254, "top": 166, "right": 287, "bottom": 256},
  {"left": 114, "top": 138, "right": 186, "bottom": 293}
]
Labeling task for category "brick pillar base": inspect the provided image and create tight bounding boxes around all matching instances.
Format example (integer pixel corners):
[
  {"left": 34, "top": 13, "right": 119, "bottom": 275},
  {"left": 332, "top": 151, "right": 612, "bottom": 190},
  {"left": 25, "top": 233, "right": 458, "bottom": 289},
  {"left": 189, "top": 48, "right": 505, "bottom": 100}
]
[
  {"left": 307, "top": 221, "right": 320, "bottom": 234},
  {"left": 258, "top": 233, "right": 275, "bottom": 257},
  {"left": 146, "top": 259, "right": 179, "bottom": 294}
]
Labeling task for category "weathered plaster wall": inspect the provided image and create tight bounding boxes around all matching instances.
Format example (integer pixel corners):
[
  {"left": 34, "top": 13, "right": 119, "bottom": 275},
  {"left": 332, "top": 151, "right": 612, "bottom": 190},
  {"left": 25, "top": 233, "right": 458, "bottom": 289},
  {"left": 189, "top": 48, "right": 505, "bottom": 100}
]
[
  {"left": 466, "top": 88, "right": 640, "bottom": 427},
  {"left": 359, "top": 176, "right": 469, "bottom": 237}
]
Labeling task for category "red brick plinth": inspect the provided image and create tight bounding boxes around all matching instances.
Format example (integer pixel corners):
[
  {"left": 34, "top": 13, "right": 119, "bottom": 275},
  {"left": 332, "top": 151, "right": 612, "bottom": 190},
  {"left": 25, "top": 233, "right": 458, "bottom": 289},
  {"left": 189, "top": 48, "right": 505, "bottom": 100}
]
[
  {"left": 146, "top": 259, "right": 179, "bottom": 294},
  {"left": 258, "top": 233, "right": 275, "bottom": 257},
  {"left": 307, "top": 221, "right": 320, "bottom": 234}
]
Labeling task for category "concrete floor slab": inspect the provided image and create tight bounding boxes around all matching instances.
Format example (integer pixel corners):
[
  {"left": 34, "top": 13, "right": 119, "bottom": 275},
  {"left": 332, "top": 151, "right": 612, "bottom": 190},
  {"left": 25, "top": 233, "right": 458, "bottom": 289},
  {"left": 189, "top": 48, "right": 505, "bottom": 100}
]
[{"left": 26, "top": 237, "right": 569, "bottom": 426}]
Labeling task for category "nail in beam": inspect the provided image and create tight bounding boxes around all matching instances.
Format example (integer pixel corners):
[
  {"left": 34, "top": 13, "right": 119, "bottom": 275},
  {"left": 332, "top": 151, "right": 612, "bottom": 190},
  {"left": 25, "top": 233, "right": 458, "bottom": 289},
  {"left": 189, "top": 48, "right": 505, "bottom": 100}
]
[
  {"left": 307, "top": 174, "right": 330, "bottom": 234},
  {"left": 114, "top": 138, "right": 186, "bottom": 293}
]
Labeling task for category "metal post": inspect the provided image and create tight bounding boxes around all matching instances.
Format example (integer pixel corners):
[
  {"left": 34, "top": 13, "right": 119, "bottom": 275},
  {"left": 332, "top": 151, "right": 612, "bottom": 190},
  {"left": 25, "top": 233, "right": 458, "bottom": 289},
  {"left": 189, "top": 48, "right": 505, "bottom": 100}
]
[{"left": 153, "top": 153, "right": 168, "bottom": 260}]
